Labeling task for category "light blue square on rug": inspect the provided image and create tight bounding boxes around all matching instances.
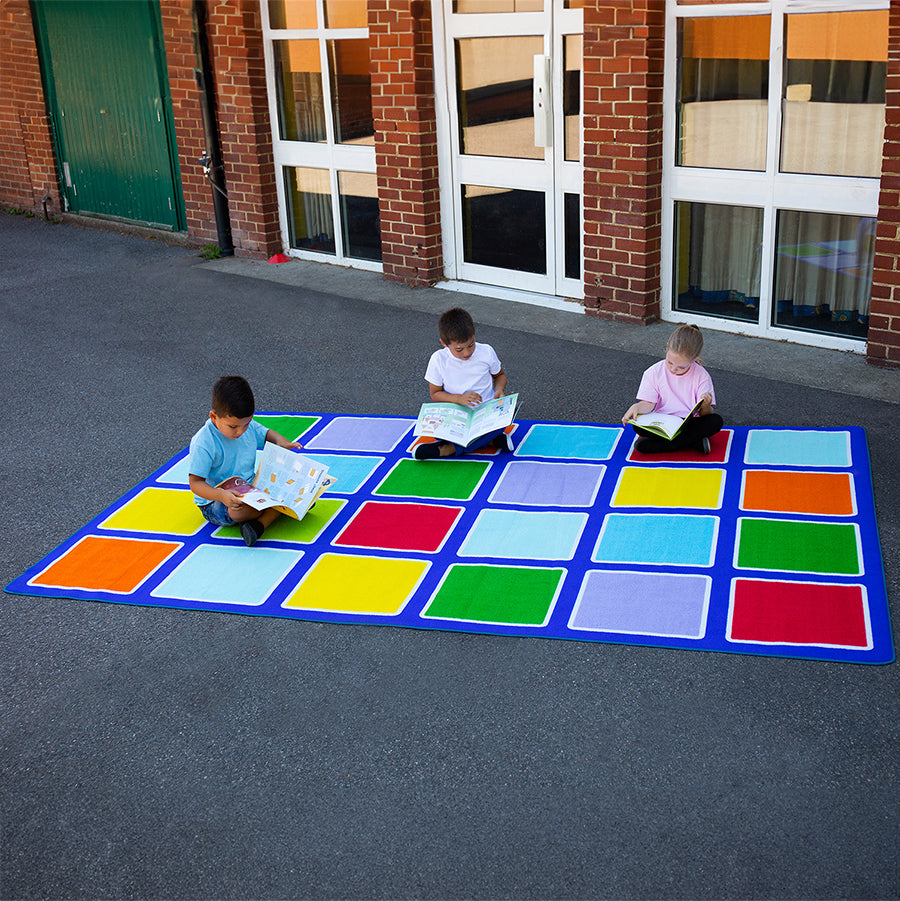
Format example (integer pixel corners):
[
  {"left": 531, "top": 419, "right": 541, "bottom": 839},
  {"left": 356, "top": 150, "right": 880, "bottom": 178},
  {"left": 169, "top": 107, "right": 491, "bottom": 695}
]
[
  {"left": 296, "top": 454, "right": 383, "bottom": 494},
  {"left": 569, "top": 570, "right": 711, "bottom": 639},
  {"left": 150, "top": 545, "right": 303, "bottom": 606},
  {"left": 515, "top": 424, "right": 621, "bottom": 460},
  {"left": 459, "top": 509, "right": 589, "bottom": 560},
  {"left": 489, "top": 461, "right": 606, "bottom": 507},
  {"left": 594, "top": 514, "right": 719, "bottom": 567},
  {"left": 744, "top": 429, "right": 851, "bottom": 468},
  {"left": 305, "top": 417, "right": 413, "bottom": 453},
  {"left": 157, "top": 454, "right": 191, "bottom": 485}
]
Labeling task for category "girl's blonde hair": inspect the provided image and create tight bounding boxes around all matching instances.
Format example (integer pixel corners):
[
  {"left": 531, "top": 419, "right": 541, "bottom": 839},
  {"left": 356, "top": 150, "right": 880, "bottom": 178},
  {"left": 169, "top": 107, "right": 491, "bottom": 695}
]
[{"left": 667, "top": 323, "right": 704, "bottom": 361}]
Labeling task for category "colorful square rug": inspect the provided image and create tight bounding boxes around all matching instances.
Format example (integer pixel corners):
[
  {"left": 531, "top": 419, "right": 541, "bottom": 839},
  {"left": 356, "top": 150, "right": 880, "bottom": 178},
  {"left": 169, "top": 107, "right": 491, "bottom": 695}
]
[{"left": 6, "top": 414, "right": 892, "bottom": 663}]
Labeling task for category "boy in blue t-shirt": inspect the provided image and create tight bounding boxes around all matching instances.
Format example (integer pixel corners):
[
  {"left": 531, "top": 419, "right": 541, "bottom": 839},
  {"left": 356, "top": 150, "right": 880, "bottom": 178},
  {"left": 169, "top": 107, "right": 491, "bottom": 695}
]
[
  {"left": 415, "top": 307, "right": 512, "bottom": 460},
  {"left": 188, "top": 376, "right": 302, "bottom": 546}
]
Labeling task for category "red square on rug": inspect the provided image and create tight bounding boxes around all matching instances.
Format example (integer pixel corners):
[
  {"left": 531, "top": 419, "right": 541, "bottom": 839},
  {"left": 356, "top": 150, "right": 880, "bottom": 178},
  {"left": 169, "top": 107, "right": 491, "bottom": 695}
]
[
  {"left": 728, "top": 578, "right": 870, "bottom": 648},
  {"left": 334, "top": 500, "right": 463, "bottom": 553}
]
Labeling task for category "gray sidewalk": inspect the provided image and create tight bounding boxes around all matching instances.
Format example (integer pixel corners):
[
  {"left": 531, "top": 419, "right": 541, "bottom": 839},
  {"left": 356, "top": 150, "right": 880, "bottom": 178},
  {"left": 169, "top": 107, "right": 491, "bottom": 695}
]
[{"left": 2, "top": 213, "right": 898, "bottom": 900}]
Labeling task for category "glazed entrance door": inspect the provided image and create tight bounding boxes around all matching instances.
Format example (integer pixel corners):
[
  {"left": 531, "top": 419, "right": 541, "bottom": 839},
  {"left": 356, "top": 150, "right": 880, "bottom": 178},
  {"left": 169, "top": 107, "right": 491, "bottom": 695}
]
[{"left": 439, "top": 2, "right": 583, "bottom": 299}]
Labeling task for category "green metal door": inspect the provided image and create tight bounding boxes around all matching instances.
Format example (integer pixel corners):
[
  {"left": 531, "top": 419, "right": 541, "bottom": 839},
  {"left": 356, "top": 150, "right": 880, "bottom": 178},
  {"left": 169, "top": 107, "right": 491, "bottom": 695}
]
[{"left": 33, "top": 0, "right": 184, "bottom": 230}]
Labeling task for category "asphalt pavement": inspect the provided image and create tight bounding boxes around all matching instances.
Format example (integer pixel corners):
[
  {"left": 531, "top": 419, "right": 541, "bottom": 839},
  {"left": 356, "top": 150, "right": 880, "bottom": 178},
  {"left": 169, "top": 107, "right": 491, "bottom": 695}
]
[{"left": 1, "top": 212, "right": 898, "bottom": 900}]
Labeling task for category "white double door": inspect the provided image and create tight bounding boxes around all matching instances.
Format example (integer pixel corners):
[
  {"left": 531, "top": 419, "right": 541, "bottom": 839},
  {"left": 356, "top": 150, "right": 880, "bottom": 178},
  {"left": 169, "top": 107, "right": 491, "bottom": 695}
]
[{"left": 435, "top": 2, "right": 583, "bottom": 300}]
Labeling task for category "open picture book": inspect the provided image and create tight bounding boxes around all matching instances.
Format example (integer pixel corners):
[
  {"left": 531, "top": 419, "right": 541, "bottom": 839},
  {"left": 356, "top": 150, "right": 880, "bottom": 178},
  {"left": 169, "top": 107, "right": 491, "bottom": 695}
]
[
  {"left": 631, "top": 399, "right": 703, "bottom": 441},
  {"left": 217, "top": 443, "right": 335, "bottom": 521},
  {"left": 414, "top": 392, "right": 519, "bottom": 447}
]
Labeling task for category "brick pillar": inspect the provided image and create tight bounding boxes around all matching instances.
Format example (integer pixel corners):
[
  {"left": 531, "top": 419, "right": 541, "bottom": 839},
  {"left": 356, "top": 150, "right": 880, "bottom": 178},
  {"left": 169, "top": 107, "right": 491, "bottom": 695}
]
[
  {"left": 869, "top": 0, "right": 900, "bottom": 367},
  {"left": 159, "top": 1, "right": 216, "bottom": 246},
  {"left": 370, "top": 0, "right": 443, "bottom": 286},
  {"left": 583, "top": 1, "right": 664, "bottom": 323},
  {"left": 204, "top": 0, "right": 280, "bottom": 258},
  {"left": 0, "top": 1, "right": 60, "bottom": 215}
]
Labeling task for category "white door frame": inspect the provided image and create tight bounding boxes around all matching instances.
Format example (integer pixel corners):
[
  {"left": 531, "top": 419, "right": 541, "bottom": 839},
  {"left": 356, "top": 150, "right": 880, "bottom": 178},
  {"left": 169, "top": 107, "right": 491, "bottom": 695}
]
[{"left": 432, "top": 1, "right": 584, "bottom": 309}]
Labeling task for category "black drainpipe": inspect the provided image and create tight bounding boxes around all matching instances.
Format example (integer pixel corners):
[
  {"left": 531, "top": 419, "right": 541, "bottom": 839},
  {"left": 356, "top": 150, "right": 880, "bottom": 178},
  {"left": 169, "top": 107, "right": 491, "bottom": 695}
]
[{"left": 192, "top": 0, "right": 234, "bottom": 256}]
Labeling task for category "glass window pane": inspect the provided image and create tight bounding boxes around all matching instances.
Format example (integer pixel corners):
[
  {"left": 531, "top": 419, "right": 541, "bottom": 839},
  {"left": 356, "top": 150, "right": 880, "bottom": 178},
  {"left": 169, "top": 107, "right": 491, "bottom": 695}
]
[
  {"left": 268, "top": 0, "right": 317, "bottom": 29},
  {"left": 564, "top": 35, "right": 582, "bottom": 163},
  {"left": 454, "top": 1, "right": 542, "bottom": 12},
  {"left": 456, "top": 37, "right": 544, "bottom": 160},
  {"left": 284, "top": 167, "right": 335, "bottom": 254},
  {"left": 338, "top": 171, "right": 381, "bottom": 262},
  {"left": 328, "top": 39, "right": 374, "bottom": 145},
  {"left": 564, "top": 193, "right": 581, "bottom": 281},
  {"left": 324, "top": 0, "right": 367, "bottom": 29},
  {"left": 274, "top": 41, "right": 326, "bottom": 142},
  {"left": 773, "top": 211, "right": 872, "bottom": 340},
  {"left": 673, "top": 201, "right": 762, "bottom": 323},
  {"left": 781, "top": 11, "right": 888, "bottom": 178},
  {"left": 677, "top": 16, "right": 769, "bottom": 171},
  {"left": 462, "top": 185, "right": 545, "bottom": 274}
]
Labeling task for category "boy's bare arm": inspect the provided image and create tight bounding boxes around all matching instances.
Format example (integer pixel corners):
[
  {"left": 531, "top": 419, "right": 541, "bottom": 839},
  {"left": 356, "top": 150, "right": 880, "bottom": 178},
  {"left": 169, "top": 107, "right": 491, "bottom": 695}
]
[
  {"left": 428, "top": 381, "right": 481, "bottom": 407},
  {"left": 188, "top": 473, "right": 245, "bottom": 512},
  {"left": 492, "top": 367, "right": 507, "bottom": 398},
  {"left": 265, "top": 429, "right": 303, "bottom": 450}
]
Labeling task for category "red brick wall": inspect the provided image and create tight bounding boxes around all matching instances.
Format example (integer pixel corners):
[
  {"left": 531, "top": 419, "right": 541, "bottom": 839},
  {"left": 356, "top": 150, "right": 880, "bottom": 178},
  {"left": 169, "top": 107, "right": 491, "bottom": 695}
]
[
  {"left": 369, "top": 0, "right": 442, "bottom": 286},
  {"left": 583, "top": 0, "right": 665, "bottom": 324},
  {"left": 0, "top": 0, "right": 60, "bottom": 215},
  {"left": 205, "top": 1, "right": 280, "bottom": 258},
  {"left": 869, "top": 0, "right": 900, "bottom": 367},
  {"left": 0, "top": 0, "right": 279, "bottom": 258}
]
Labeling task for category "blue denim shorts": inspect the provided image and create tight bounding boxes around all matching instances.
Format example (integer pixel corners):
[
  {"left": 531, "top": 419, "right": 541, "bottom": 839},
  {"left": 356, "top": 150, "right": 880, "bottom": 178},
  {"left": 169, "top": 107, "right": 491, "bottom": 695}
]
[{"left": 199, "top": 500, "right": 233, "bottom": 527}]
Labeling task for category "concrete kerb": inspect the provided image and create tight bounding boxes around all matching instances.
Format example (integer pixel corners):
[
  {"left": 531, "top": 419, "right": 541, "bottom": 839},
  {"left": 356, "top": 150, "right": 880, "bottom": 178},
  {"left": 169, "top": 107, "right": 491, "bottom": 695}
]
[{"left": 203, "top": 255, "right": 900, "bottom": 406}]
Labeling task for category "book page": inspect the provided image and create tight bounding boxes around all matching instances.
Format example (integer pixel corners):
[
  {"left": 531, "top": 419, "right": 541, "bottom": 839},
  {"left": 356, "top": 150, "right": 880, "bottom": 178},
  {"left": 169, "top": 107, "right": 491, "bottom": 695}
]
[
  {"left": 413, "top": 403, "right": 474, "bottom": 444},
  {"left": 468, "top": 393, "right": 518, "bottom": 440},
  {"left": 252, "top": 445, "right": 330, "bottom": 518}
]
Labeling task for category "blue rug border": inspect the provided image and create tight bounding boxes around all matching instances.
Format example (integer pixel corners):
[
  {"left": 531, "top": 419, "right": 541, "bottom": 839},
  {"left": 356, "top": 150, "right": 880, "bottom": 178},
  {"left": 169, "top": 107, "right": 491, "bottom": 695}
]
[{"left": 5, "top": 415, "right": 894, "bottom": 665}]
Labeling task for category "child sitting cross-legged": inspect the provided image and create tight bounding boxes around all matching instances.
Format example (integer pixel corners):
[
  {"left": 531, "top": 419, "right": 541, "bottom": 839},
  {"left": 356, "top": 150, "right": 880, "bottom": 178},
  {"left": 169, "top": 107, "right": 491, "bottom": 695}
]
[
  {"left": 414, "top": 307, "right": 513, "bottom": 460},
  {"left": 622, "top": 324, "right": 724, "bottom": 455},
  {"left": 188, "top": 375, "right": 302, "bottom": 546}
]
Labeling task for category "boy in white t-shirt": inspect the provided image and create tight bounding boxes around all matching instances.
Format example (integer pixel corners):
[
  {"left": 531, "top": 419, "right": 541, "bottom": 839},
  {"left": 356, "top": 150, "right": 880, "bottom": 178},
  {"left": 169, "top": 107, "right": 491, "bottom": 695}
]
[{"left": 414, "top": 307, "right": 513, "bottom": 460}]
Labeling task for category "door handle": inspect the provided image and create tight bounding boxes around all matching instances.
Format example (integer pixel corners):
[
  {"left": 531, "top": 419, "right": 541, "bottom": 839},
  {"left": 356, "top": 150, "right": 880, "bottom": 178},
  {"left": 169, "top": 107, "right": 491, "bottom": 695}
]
[{"left": 533, "top": 54, "right": 552, "bottom": 148}]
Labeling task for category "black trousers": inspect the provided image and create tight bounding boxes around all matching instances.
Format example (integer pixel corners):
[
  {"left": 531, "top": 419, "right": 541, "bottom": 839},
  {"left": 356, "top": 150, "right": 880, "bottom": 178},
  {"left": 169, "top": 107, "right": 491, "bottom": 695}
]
[{"left": 633, "top": 412, "right": 724, "bottom": 453}]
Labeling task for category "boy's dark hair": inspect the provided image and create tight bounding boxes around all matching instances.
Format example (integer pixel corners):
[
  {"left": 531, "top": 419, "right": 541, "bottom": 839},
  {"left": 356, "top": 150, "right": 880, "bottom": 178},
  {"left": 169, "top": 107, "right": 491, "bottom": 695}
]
[
  {"left": 212, "top": 376, "right": 255, "bottom": 418},
  {"left": 438, "top": 307, "right": 475, "bottom": 344}
]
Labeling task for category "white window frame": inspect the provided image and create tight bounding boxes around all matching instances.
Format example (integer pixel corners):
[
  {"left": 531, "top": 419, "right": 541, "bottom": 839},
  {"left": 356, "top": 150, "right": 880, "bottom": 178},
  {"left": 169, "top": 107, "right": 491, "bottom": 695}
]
[
  {"left": 662, "top": 0, "right": 889, "bottom": 352},
  {"left": 261, "top": 0, "right": 381, "bottom": 272}
]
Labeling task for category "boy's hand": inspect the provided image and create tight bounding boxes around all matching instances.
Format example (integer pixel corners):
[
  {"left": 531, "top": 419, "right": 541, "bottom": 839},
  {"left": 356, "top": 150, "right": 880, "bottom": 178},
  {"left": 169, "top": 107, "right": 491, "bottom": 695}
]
[
  {"left": 222, "top": 490, "right": 246, "bottom": 511},
  {"left": 460, "top": 391, "right": 482, "bottom": 407}
]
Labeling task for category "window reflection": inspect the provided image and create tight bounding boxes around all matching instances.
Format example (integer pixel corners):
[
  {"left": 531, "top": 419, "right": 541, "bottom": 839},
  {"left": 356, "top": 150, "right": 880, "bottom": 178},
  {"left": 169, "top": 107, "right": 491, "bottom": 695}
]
[
  {"left": 284, "top": 167, "right": 335, "bottom": 254},
  {"left": 338, "top": 171, "right": 381, "bottom": 261},
  {"left": 773, "top": 211, "right": 872, "bottom": 340},
  {"left": 462, "top": 185, "right": 545, "bottom": 274},
  {"left": 454, "top": 1, "right": 542, "bottom": 12},
  {"left": 268, "top": 0, "right": 316, "bottom": 29},
  {"left": 781, "top": 11, "right": 887, "bottom": 178},
  {"left": 274, "top": 40, "right": 326, "bottom": 142},
  {"left": 456, "top": 36, "right": 544, "bottom": 160},
  {"left": 564, "top": 193, "right": 581, "bottom": 281},
  {"left": 328, "top": 39, "right": 374, "bottom": 145},
  {"left": 677, "top": 16, "right": 769, "bottom": 171},
  {"left": 564, "top": 34, "right": 582, "bottom": 163},
  {"left": 673, "top": 201, "right": 762, "bottom": 323},
  {"left": 324, "top": 0, "right": 367, "bottom": 29}
]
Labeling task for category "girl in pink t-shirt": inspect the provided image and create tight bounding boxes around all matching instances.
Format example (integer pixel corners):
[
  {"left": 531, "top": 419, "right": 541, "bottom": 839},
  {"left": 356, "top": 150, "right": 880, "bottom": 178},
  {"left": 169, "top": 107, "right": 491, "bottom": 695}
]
[{"left": 622, "top": 324, "right": 723, "bottom": 455}]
